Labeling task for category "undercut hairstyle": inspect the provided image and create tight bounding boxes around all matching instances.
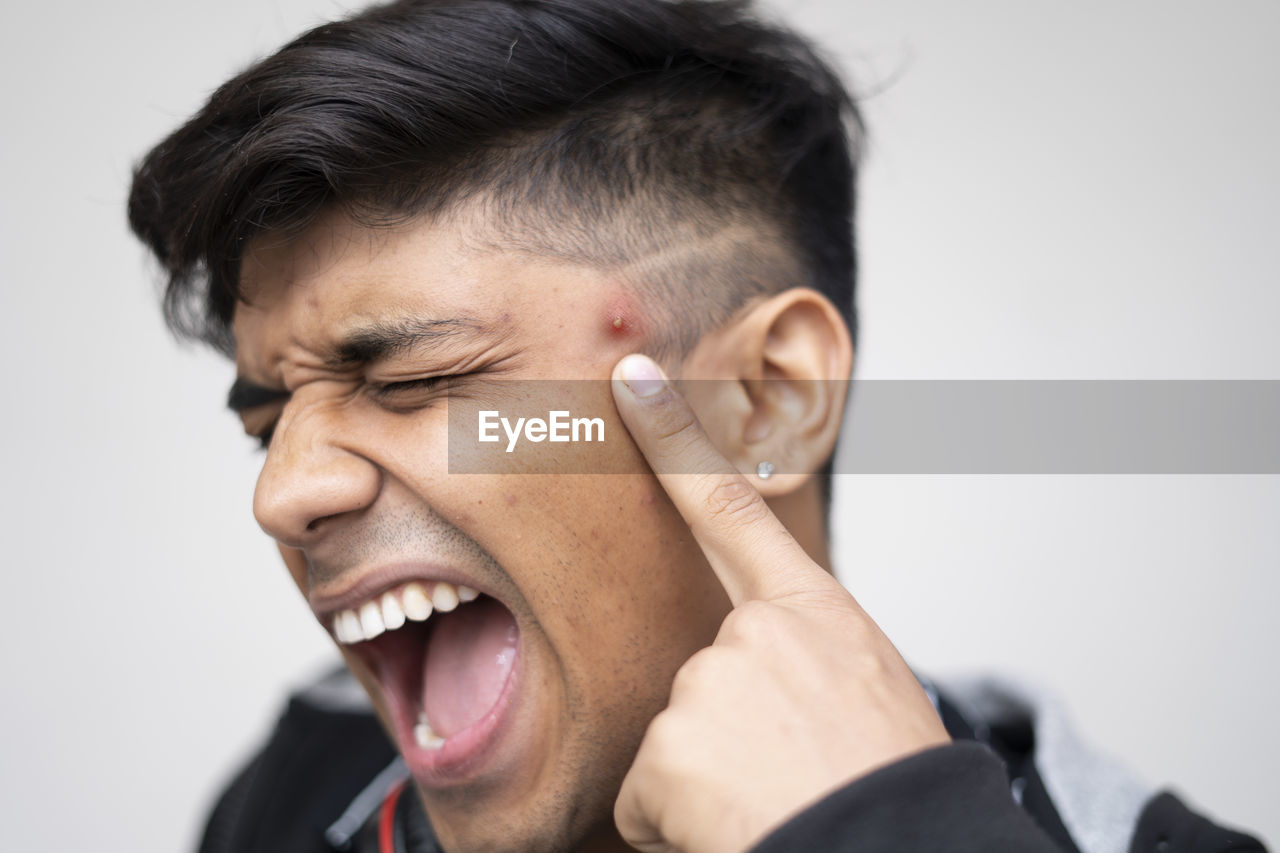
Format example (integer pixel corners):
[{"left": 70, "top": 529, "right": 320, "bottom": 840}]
[{"left": 128, "top": 0, "right": 861, "bottom": 503}]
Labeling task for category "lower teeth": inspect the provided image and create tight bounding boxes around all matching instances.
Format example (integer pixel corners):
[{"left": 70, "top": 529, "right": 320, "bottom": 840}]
[{"left": 414, "top": 714, "right": 445, "bottom": 750}]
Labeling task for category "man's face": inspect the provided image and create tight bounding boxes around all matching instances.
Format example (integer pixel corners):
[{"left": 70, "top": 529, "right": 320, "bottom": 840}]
[{"left": 232, "top": 211, "right": 732, "bottom": 851}]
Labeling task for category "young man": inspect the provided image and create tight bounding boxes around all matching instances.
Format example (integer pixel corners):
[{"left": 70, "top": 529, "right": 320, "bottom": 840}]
[{"left": 128, "top": 1, "right": 1266, "bottom": 851}]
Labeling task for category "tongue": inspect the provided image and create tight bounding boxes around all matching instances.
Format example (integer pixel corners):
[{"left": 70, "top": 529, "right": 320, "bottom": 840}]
[{"left": 422, "top": 597, "right": 518, "bottom": 738}]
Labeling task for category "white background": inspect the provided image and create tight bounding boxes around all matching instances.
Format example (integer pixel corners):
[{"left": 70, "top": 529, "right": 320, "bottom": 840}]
[{"left": 1, "top": 0, "right": 1276, "bottom": 849}]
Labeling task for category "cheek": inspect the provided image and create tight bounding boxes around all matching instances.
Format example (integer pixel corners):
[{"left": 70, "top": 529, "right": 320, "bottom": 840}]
[
  {"left": 495, "top": 475, "right": 727, "bottom": 668},
  {"left": 559, "top": 479, "right": 730, "bottom": 717},
  {"left": 388, "top": 408, "right": 729, "bottom": 678}
]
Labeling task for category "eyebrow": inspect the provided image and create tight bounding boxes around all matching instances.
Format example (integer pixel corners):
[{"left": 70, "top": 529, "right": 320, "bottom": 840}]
[
  {"left": 330, "top": 317, "right": 476, "bottom": 367},
  {"left": 226, "top": 317, "right": 477, "bottom": 414}
]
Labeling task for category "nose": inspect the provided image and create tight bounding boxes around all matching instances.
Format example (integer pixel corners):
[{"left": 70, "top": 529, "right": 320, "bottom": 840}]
[{"left": 252, "top": 396, "right": 380, "bottom": 548}]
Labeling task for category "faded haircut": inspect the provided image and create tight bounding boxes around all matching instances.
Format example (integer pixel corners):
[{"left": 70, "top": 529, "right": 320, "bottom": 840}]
[{"left": 127, "top": 0, "right": 861, "bottom": 501}]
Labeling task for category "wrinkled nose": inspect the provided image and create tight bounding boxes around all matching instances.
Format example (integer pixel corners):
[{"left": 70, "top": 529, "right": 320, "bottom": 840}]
[{"left": 252, "top": 399, "right": 379, "bottom": 548}]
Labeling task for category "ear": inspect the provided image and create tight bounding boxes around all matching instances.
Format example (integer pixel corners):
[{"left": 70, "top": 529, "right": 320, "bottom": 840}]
[{"left": 678, "top": 288, "right": 853, "bottom": 497}]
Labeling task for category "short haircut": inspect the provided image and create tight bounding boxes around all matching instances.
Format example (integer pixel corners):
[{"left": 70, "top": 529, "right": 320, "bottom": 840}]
[
  {"left": 128, "top": 0, "right": 861, "bottom": 502},
  {"left": 129, "top": 0, "right": 859, "bottom": 353}
]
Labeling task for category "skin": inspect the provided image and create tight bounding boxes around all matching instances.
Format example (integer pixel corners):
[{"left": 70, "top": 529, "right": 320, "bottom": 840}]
[
  {"left": 231, "top": 208, "right": 946, "bottom": 853},
  {"left": 610, "top": 356, "right": 951, "bottom": 852}
]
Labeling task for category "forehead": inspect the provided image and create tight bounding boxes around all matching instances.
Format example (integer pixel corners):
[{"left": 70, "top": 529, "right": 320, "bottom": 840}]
[
  {"left": 230, "top": 209, "right": 633, "bottom": 378},
  {"left": 237, "top": 212, "right": 470, "bottom": 320},
  {"left": 232, "top": 212, "right": 501, "bottom": 358}
]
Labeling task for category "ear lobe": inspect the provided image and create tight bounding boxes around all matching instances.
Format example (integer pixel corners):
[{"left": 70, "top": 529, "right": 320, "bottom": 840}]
[{"left": 734, "top": 289, "right": 852, "bottom": 495}]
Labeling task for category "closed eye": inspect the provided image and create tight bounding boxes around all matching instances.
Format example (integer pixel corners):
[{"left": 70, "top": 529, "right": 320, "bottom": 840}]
[
  {"left": 366, "top": 374, "right": 460, "bottom": 413},
  {"left": 372, "top": 375, "right": 448, "bottom": 393},
  {"left": 369, "top": 374, "right": 452, "bottom": 398},
  {"left": 249, "top": 375, "right": 462, "bottom": 452}
]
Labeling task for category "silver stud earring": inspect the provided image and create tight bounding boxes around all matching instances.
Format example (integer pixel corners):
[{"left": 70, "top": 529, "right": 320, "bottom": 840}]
[{"left": 756, "top": 461, "right": 775, "bottom": 480}]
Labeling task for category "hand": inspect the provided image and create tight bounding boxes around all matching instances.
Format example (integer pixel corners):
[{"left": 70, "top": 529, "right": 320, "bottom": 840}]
[{"left": 610, "top": 354, "right": 950, "bottom": 853}]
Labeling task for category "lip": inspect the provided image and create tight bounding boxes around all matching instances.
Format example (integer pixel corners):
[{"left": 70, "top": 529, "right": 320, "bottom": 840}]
[{"left": 309, "top": 561, "right": 494, "bottom": 618}]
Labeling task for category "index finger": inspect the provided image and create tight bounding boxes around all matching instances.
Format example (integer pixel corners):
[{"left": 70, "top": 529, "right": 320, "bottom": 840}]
[{"left": 610, "top": 353, "right": 835, "bottom": 606}]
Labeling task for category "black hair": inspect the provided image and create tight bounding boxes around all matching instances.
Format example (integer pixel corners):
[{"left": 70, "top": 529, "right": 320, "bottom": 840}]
[
  {"left": 128, "top": 0, "right": 860, "bottom": 503},
  {"left": 129, "top": 0, "right": 859, "bottom": 350}
]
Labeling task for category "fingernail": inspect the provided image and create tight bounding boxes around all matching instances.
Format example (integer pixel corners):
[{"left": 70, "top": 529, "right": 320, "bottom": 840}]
[{"left": 619, "top": 354, "right": 667, "bottom": 398}]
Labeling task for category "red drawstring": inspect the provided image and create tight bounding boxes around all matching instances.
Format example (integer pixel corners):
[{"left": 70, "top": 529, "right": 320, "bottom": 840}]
[{"left": 378, "top": 779, "right": 407, "bottom": 853}]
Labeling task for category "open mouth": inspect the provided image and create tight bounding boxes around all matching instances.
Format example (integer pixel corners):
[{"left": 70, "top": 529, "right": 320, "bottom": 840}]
[{"left": 328, "top": 580, "right": 520, "bottom": 775}]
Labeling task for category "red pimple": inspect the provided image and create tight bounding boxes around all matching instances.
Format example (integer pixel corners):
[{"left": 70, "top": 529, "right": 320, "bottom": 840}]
[{"left": 603, "top": 292, "right": 643, "bottom": 339}]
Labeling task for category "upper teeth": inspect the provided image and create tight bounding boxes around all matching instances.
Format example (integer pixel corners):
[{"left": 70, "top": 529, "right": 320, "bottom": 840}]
[{"left": 331, "top": 581, "right": 480, "bottom": 645}]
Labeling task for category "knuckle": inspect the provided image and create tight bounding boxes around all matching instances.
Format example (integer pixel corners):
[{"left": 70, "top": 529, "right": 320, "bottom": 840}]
[
  {"left": 651, "top": 400, "right": 701, "bottom": 446},
  {"left": 857, "top": 647, "right": 890, "bottom": 677},
  {"left": 643, "top": 706, "right": 687, "bottom": 753},
  {"left": 613, "top": 779, "right": 653, "bottom": 849},
  {"left": 721, "top": 599, "right": 781, "bottom": 640},
  {"left": 671, "top": 647, "right": 719, "bottom": 693},
  {"left": 702, "top": 476, "right": 765, "bottom": 526},
  {"left": 644, "top": 402, "right": 720, "bottom": 473}
]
